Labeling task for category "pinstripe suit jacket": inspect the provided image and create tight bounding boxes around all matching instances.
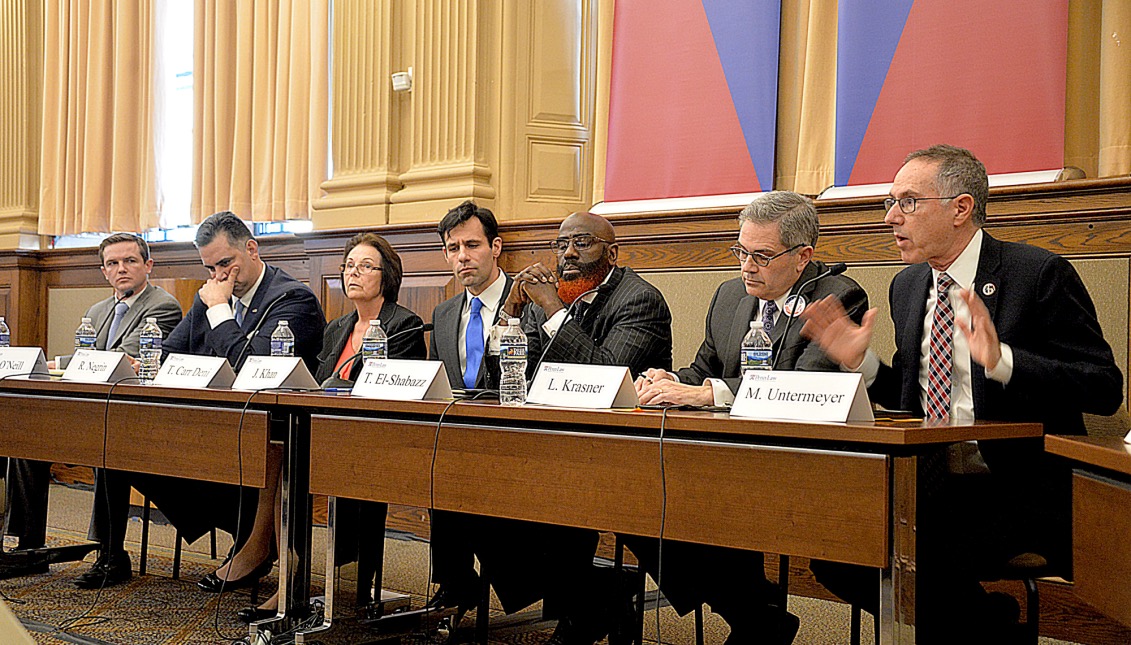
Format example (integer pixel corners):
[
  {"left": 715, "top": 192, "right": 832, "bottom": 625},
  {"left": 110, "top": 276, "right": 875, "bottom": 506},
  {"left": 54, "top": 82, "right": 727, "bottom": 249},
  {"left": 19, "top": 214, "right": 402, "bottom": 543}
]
[{"left": 522, "top": 265, "right": 673, "bottom": 378}]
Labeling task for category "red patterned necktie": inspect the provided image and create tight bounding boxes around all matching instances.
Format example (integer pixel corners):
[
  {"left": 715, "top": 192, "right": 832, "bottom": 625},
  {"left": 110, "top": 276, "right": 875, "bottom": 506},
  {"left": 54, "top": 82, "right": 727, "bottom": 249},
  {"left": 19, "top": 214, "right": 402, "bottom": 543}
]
[{"left": 925, "top": 272, "right": 955, "bottom": 420}]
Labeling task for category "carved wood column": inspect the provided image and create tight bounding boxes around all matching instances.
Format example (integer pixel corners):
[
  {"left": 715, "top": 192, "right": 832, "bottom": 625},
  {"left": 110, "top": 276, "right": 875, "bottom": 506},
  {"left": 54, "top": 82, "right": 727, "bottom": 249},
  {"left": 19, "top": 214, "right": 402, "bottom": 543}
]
[{"left": 0, "top": 0, "right": 43, "bottom": 249}]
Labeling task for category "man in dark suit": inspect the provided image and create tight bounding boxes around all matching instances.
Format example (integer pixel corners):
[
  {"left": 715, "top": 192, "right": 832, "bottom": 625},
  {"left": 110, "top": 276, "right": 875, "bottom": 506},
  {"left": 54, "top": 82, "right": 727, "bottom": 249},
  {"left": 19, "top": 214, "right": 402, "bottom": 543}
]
[
  {"left": 425, "top": 201, "right": 515, "bottom": 619},
  {"left": 801, "top": 144, "right": 1123, "bottom": 643},
  {"left": 498, "top": 211, "right": 673, "bottom": 645},
  {"left": 631, "top": 191, "right": 868, "bottom": 644},
  {"left": 74, "top": 212, "right": 325, "bottom": 589},
  {"left": 1, "top": 233, "right": 182, "bottom": 580}
]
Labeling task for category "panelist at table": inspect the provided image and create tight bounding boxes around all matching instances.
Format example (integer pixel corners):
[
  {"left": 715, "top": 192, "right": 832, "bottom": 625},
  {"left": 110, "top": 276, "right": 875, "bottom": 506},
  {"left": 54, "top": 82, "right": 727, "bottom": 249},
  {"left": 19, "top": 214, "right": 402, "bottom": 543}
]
[
  {"left": 234, "top": 231, "right": 426, "bottom": 622},
  {"left": 633, "top": 191, "right": 868, "bottom": 644},
  {"left": 76, "top": 212, "right": 325, "bottom": 590},
  {"left": 496, "top": 211, "right": 673, "bottom": 645},
  {"left": 800, "top": 144, "right": 1124, "bottom": 642},
  {"left": 1, "top": 233, "right": 182, "bottom": 581}
]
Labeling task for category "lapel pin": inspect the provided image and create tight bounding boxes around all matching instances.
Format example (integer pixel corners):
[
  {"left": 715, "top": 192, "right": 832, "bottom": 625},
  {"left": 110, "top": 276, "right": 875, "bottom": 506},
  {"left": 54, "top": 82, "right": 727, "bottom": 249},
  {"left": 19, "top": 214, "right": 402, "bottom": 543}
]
[
  {"left": 783, "top": 295, "right": 807, "bottom": 317},
  {"left": 981, "top": 283, "right": 996, "bottom": 297}
]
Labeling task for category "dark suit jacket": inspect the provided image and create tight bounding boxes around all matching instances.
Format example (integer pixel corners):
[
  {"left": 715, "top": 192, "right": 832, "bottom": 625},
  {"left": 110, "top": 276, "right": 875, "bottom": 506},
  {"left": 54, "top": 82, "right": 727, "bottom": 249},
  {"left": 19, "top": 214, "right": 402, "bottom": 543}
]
[
  {"left": 870, "top": 232, "right": 1123, "bottom": 564},
  {"left": 676, "top": 260, "right": 869, "bottom": 393},
  {"left": 522, "top": 266, "right": 673, "bottom": 377},
  {"left": 86, "top": 284, "right": 183, "bottom": 355},
  {"left": 314, "top": 302, "right": 427, "bottom": 383},
  {"left": 163, "top": 264, "right": 325, "bottom": 372},
  {"left": 429, "top": 274, "right": 514, "bottom": 388}
]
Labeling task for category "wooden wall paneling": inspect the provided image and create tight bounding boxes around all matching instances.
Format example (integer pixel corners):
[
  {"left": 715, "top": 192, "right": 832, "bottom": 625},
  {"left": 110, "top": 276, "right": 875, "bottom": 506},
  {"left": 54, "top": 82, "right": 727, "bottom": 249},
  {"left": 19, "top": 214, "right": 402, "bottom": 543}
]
[{"left": 1073, "top": 473, "right": 1131, "bottom": 628}]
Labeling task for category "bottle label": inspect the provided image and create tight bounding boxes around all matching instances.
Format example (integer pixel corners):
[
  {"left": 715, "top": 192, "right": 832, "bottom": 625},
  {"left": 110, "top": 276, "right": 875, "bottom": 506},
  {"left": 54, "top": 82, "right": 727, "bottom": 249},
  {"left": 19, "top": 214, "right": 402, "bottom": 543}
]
[
  {"left": 271, "top": 339, "right": 295, "bottom": 356},
  {"left": 0, "top": 333, "right": 8, "bottom": 347},
  {"left": 139, "top": 336, "right": 162, "bottom": 351},
  {"left": 500, "top": 343, "right": 527, "bottom": 361},
  {"left": 741, "top": 348, "right": 772, "bottom": 370},
  {"left": 75, "top": 335, "right": 97, "bottom": 349},
  {"left": 362, "top": 340, "right": 388, "bottom": 360}
]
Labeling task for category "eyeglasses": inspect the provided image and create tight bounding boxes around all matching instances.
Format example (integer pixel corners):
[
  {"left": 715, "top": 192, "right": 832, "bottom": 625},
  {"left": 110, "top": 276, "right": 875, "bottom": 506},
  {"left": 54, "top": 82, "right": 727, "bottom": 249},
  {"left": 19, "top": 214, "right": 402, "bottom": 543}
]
[
  {"left": 549, "top": 234, "right": 612, "bottom": 255},
  {"left": 340, "top": 262, "right": 383, "bottom": 275},
  {"left": 729, "top": 243, "right": 804, "bottom": 267},
  {"left": 884, "top": 195, "right": 961, "bottom": 214}
]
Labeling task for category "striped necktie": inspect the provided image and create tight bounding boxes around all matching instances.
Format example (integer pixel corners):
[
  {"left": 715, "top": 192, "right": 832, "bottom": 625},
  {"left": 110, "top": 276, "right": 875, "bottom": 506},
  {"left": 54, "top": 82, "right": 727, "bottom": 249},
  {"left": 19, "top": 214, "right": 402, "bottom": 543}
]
[{"left": 925, "top": 272, "right": 955, "bottom": 419}]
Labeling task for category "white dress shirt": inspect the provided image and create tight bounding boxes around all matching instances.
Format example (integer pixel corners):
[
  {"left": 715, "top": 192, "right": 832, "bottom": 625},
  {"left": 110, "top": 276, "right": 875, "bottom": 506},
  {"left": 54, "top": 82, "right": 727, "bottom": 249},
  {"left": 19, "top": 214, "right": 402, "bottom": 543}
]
[{"left": 457, "top": 272, "right": 507, "bottom": 375}]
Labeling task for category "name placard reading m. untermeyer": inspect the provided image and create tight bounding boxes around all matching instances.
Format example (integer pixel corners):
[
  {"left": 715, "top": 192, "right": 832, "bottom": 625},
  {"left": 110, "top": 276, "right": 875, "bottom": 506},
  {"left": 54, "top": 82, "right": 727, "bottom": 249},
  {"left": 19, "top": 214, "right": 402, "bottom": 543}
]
[
  {"left": 527, "top": 362, "right": 638, "bottom": 409},
  {"left": 730, "top": 370, "right": 873, "bottom": 423},
  {"left": 352, "top": 359, "right": 452, "bottom": 401}
]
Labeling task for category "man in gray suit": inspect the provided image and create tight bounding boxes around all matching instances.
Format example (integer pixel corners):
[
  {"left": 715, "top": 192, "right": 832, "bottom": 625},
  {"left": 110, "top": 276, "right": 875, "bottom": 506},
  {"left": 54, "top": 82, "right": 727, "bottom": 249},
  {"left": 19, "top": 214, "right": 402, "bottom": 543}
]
[
  {"left": 1, "top": 233, "right": 182, "bottom": 579},
  {"left": 631, "top": 191, "right": 869, "bottom": 644}
]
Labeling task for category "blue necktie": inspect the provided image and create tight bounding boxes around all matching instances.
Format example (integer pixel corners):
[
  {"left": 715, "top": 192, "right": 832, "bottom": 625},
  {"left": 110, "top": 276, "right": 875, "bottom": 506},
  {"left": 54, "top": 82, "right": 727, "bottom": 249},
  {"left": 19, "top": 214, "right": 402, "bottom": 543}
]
[
  {"left": 463, "top": 297, "right": 484, "bottom": 389},
  {"left": 234, "top": 299, "right": 246, "bottom": 327},
  {"left": 107, "top": 301, "right": 129, "bottom": 347}
]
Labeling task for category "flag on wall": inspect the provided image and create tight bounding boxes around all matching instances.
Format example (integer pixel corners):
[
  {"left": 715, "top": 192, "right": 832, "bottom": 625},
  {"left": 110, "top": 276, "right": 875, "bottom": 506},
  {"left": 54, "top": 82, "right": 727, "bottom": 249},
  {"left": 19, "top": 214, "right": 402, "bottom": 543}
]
[
  {"left": 605, "top": 0, "right": 781, "bottom": 202},
  {"left": 835, "top": 1, "right": 1069, "bottom": 186}
]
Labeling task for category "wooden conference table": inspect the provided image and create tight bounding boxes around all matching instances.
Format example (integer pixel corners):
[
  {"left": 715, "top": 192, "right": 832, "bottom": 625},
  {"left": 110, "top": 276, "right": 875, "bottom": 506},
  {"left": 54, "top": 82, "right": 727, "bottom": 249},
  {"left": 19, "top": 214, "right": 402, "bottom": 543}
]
[
  {"left": 1045, "top": 435, "right": 1131, "bottom": 628},
  {"left": 0, "top": 378, "right": 1041, "bottom": 645}
]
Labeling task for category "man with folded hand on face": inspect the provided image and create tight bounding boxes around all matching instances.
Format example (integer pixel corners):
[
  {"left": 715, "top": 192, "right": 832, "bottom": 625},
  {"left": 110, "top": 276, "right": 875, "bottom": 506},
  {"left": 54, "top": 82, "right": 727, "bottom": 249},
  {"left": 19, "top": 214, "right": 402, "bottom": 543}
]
[
  {"left": 488, "top": 211, "right": 672, "bottom": 645},
  {"left": 630, "top": 191, "right": 868, "bottom": 644}
]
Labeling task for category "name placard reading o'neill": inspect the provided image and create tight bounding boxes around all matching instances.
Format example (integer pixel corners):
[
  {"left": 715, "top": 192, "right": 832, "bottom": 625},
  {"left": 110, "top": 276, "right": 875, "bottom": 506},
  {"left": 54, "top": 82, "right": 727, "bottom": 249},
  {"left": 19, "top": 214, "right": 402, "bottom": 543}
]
[
  {"left": 0, "top": 347, "right": 49, "bottom": 379},
  {"left": 730, "top": 370, "right": 873, "bottom": 423},
  {"left": 352, "top": 359, "right": 452, "bottom": 401},
  {"left": 527, "top": 362, "right": 638, "bottom": 409}
]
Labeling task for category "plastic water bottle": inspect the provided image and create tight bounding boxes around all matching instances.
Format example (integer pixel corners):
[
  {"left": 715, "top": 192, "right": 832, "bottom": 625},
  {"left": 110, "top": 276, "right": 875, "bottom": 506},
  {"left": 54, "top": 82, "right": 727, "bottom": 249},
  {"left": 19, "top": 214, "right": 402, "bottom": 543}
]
[
  {"left": 270, "top": 321, "right": 295, "bottom": 357},
  {"left": 0, "top": 316, "right": 9, "bottom": 347},
  {"left": 740, "top": 320, "right": 772, "bottom": 372},
  {"left": 499, "top": 318, "right": 527, "bottom": 406},
  {"left": 361, "top": 319, "right": 388, "bottom": 363},
  {"left": 74, "top": 317, "right": 97, "bottom": 351},
  {"left": 138, "top": 317, "right": 162, "bottom": 384}
]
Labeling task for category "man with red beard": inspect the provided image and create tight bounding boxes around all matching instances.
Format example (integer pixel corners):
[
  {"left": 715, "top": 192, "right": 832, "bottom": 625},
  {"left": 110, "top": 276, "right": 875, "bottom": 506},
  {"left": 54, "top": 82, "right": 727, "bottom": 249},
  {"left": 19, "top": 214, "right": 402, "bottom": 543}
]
[{"left": 495, "top": 211, "right": 672, "bottom": 645}]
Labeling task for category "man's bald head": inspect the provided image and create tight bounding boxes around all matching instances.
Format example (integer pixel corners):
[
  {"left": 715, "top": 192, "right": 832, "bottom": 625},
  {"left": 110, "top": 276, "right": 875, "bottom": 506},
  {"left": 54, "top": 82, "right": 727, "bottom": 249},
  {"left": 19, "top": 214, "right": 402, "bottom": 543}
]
[{"left": 560, "top": 212, "right": 617, "bottom": 244}]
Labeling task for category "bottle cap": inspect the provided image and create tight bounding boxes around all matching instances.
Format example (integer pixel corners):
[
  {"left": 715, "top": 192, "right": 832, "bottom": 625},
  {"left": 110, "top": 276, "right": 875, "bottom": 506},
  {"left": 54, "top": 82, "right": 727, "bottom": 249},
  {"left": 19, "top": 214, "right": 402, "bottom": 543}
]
[
  {"left": 370, "top": 319, "right": 380, "bottom": 326},
  {"left": 751, "top": 320, "right": 763, "bottom": 329}
]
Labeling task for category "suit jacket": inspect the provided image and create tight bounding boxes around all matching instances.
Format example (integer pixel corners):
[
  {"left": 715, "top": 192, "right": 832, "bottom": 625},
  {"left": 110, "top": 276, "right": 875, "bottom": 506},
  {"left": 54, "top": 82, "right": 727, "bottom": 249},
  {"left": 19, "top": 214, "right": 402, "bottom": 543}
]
[
  {"left": 163, "top": 264, "right": 325, "bottom": 372},
  {"left": 677, "top": 260, "right": 869, "bottom": 392},
  {"left": 314, "top": 302, "right": 427, "bottom": 383},
  {"left": 523, "top": 266, "right": 673, "bottom": 377},
  {"left": 430, "top": 274, "right": 515, "bottom": 389},
  {"left": 85, "top": 284, "right": 183, "bottom": 355}
]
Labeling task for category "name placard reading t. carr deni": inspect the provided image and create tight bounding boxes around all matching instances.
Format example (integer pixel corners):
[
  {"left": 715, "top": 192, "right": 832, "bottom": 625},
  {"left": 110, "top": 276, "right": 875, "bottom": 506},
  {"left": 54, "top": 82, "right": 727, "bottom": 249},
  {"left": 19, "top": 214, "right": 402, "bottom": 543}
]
[
  {"left": 153, "top": 353, "right": 236, "bottom": 389},
  {"left": 527, "top": 362, "right": 638, "bottom": 409},
  {"left": 730, "top": 370, "right": 873, "bottom": 423},
  {"left": 352, "top": 359, "right": 452, "bottom": 400},
  {"left": 0, "top": 347, "right": 49, "bottom": 379},
  {"left": 232, "top": 355, "right": 318, "bottom": 391}
]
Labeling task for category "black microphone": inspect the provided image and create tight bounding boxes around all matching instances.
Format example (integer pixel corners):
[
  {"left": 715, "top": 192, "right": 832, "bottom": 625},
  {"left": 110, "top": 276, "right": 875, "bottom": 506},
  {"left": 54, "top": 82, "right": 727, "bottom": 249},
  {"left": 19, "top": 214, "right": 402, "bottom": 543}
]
[
  {"left": 770, "top": 262, "right": 848, "bottom": 370},
  {"left": 231, "top": 289, "right": 299, "bottom": 369},
  {"left": 526, "top": 284, "right": 604, "bottom": 381},
  {"left": 94, "top": 288, "right": 136, "bottom": 341},
  {"left": 319, "top": 322, "right": 434, "bottom": 389}
]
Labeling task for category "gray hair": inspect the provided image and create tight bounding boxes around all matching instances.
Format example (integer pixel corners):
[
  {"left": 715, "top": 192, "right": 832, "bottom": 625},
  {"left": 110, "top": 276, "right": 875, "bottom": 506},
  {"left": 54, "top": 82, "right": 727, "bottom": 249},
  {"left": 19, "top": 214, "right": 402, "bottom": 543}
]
[
  {"left": 737, "top": 191, "right": 820, "bottom": 248},
  {"left": 195, "top": 211, "right": 254, "bottom": 248},
  {"left": 904, "top": 144, "right": 989, "bottom": 226}
]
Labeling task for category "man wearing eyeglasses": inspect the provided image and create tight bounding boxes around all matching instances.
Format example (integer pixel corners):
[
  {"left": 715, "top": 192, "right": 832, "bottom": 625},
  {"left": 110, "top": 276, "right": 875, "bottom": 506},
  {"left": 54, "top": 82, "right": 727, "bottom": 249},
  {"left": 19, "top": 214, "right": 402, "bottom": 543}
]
[
  {"left": 492, "top": 211, "right": 671, "bottom": 645},
  {"left": 625, "top": 191, "right": 866, "bottom": 644},
  {"left": 801, "top": 144, "right": 1122, "bottom": 642},
  {"left": 2, "top": 233, "right": 183, "bottom": 581}
]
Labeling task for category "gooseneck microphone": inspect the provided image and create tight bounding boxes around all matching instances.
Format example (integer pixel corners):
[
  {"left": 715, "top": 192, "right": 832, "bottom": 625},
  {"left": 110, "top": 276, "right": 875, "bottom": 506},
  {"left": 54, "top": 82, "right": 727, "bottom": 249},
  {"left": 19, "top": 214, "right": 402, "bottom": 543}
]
[
  {"left": 231, "top": 289, "right": 298, "bottom": 369},
  {"left": 319, "top": 322, "right": 435, "bottom": 389},
  {"left": 770, "top": 262, "right": 848, "bottom": 370},
  {"left": 94, "top": 288, "right": 136, "bottom": 340}
]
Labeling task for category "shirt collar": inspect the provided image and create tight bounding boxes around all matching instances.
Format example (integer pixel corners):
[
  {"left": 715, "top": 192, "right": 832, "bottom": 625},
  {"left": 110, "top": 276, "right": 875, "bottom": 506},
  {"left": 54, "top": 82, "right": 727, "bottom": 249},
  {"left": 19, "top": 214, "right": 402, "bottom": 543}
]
[
  {"left": 579, "top": 267, "right": 615, "bottom": 305},
  {"left": 235, "top": 263, "right": 268, "bottom": 309},
  {"left": 119, "top": 284, "right": 147, "bottom": 307},
  {"left": 466, "top": 271, "right": 507, "bottom": 313},
  {"left": 932, "top": 229, "right": 983, "bottom": 290}
]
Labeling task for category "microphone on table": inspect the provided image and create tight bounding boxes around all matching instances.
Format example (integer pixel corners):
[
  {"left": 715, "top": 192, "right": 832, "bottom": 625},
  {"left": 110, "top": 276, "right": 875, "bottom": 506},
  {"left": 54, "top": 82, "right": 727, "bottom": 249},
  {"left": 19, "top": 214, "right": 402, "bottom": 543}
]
[
  {"left": 770, "top": 262, "right": 848, "bottom": 370},
  {"left": 319, "top": 322, "right": 434, "bottom": 390}
]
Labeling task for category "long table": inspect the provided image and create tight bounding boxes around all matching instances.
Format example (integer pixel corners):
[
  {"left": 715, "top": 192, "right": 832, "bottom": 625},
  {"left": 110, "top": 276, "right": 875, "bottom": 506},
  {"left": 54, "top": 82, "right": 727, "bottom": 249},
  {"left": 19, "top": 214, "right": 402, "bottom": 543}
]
[
  {"left": 1045, "top": 435, "right": 1131, "bottom": 628},
  {"left": 0, "top": 379, "right": 1042, "bottom": 645}
]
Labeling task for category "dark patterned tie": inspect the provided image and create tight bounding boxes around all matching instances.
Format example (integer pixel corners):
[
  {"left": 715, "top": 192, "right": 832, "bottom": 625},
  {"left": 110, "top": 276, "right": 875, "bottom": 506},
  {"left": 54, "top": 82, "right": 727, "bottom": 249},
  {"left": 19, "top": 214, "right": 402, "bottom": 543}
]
[
  {"left": 761, "top": 299, "right": 778, "bottom": 337},
  {"left": 925, "top": 272, "right": 955, "bottom": 419}
]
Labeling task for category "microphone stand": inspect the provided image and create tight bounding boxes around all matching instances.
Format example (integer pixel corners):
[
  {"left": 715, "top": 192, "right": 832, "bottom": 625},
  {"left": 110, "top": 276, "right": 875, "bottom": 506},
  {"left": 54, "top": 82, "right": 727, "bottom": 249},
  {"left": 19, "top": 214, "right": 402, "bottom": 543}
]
[
  {"left": 770, "top": 263, "right": 847, "bottom": 370},
  {"left": 319, "top": 322, "right": 434, "bottom": 389}
]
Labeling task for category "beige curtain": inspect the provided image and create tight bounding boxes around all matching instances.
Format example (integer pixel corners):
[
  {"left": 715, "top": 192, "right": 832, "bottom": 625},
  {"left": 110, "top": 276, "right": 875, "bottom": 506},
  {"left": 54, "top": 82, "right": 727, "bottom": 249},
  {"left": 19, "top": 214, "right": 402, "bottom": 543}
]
[
  {"left": 39, "top": 1, "right": 157, "bottom": 235},
  {"left": 1065, "top": 0, "right": 1131, "bottom": 177},
  {"left": 773, "top": 0, "right": 837, "bottom": 195},
  {"left": 193, "top": 0, "right": 329, "bottom": 223}
]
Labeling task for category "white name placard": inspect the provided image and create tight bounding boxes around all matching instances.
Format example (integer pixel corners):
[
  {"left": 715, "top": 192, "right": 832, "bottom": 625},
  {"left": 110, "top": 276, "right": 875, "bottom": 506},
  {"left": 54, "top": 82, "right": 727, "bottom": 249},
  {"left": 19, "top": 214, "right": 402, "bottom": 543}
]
[
  {"left": 527, "top": 362, "right": 638, "bottom": 409},
  {"left": 232, "top": 355, "right": 318, "bottom": 391},
  {"left": 352, "top": 359, "right": 453, "bottom": 400},
  {"left": 0, "top": 347, "right": 49, "bottom": 379},
  {"left": 1124, "top": 427, "right": 1131, "bottom": 446},
  {"left": 153, "top": 353, "right": 236, "bottom": 389},
  {"left": 730, "top": 370, "right": 873, "bottom": 423},
  {"left": 61, "top": 349, "right": 137, "bottom": 383}
]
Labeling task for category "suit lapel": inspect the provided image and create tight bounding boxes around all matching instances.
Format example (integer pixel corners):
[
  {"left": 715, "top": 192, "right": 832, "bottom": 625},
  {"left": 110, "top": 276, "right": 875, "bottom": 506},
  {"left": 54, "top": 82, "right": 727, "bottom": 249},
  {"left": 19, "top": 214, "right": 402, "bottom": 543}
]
[
  {"left": 970, "top": 233, "right": 1003, "bottom": 415},
  {"left": 725, "top": 295, "right": 758, "bottom": 370}
]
